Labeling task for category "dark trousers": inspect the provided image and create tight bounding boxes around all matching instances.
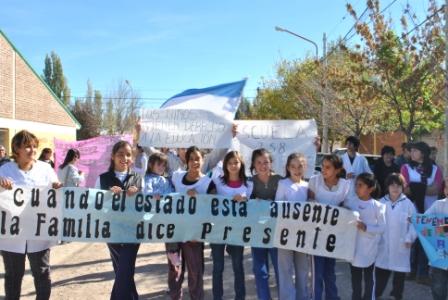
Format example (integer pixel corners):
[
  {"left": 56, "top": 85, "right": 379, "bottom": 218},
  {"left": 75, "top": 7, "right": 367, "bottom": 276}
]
[
  {"left": 211, "top": 244, "right": 245, "bottom": 300},
  {"left": 1, "top": 249, "right": 51, "bottom": 300},
  {"left": 410, "top": 240, "right": 429, "bottom": 277},
  {"left": 314, "top": 256, "right": 340, "bottom": 300},
  {"left": 168, "top": 241, "right": 204, "bottom": 300},
  {"left": 107, "top": 243, "right": 140, "bottom": 300},
  {"left": 350, "top": 264, "right": 374, "bottom": 300},
  {"left": 375, "top": 267, "right": 405, "bottom": 299}
]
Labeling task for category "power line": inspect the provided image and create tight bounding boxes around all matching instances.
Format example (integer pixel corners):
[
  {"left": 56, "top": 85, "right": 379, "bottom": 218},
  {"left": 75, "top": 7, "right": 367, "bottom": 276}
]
[{"left": 402, "top": 4, "right": 445, "bottom": 37}]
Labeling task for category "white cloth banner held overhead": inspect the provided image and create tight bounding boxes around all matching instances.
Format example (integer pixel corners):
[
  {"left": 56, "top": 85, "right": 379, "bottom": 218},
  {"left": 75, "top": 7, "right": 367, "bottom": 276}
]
[
  {"left": 139, "top": 109, "right": 233, "bottom": 149},
  {"left": 234, "top": 119, "right": 317, "bottom": 178}
]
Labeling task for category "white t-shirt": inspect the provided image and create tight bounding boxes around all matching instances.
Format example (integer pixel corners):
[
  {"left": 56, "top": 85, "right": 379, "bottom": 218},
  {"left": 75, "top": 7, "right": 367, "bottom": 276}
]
[
  {"left": 171, "top": 170, "right": 212, "bottom": 194},
  {"left": 308, "top": 174, "right": 350, "bottom": 206},
  {"left": 275, "top": 178, "right": 308, "bottom": 203},
  {"left": 0, "top": 160, "right": 59, "bottom": 253},
  {"left": 213, "top": 177, "right": 253, "bottom": 199}
]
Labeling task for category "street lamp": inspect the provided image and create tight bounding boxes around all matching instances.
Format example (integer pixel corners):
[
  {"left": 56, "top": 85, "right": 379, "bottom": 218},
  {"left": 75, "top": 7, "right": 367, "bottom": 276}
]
[
  {"left": 275, "top": 26, "right": 329, "bottom": 153},
  {"left": 275, "top": 26, "right": 319, "bottom": 60}
]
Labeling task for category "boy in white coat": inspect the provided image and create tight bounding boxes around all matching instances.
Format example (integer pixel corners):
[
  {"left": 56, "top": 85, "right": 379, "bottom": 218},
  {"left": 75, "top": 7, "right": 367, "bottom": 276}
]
[
  {"left": 375, "top": 173, "right": 417, "bottom": 300},
  {"left": 342, "top": 136, "right": 372, "bottom": 204}
]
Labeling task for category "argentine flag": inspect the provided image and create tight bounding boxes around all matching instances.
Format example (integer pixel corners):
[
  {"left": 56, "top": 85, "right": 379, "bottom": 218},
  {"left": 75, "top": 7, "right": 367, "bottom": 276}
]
[{"left": 160, "top": 79, "right": 247, "bottom": 120}]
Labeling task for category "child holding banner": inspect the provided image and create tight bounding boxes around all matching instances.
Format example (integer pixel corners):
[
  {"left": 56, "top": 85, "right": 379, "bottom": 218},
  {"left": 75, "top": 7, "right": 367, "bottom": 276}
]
[
  {"left": 425, "top": 180, "right": 448, "bottom": 300},
  {"left": 94, "top": 140, "right": 143, "bottom": 300},
  {"left": 275, "top": 153, "right": 310, "bottom": 300},
  {"left": 308, "top": 154, "right": 350, "bottom": 300},
  {"left": 249, "top": 148, "right": 281, "bottom": 300},
  {"left": 345, "top": 173, "right": 385, "bottom": 300},
  {"left": 375, "top": 173, "right": 417, "bottom": 300},
  {"left": 211, "top": 150, "right": 253, "bottom": 300},
  {"left": 170, "top": 146, "right": 214, "bottom": 300},
  {"left": 0, "top": 130, "right": 62, "bottom": 300},
  {"left": 143, "top": 153, "right": 182, "bottom": 280},
  {"left": 58, "top": 148, "right": 84, "bottom": 187}
]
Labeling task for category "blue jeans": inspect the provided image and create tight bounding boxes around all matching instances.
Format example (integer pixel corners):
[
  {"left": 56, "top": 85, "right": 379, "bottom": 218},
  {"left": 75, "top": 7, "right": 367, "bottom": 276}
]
[
  {"left": 431, "top": 267, "right": 448, "bottom": 300},
  {"left": 251, "top": 247, "right": 279, "bottom": 300},
  {"left": 211, "top": 244, "right": 245, "bottom": 300},
  {"left": 314, "top": 256, "right": 339, "bottom": 300}
]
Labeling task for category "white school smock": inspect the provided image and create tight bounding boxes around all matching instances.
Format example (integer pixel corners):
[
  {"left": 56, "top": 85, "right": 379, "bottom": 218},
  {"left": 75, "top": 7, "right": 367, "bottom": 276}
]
[
  {"left": 213, "top": 177, "right": 253, "bottom": 199},
  {"left": 0, "top": 160, "right": 59, "bottom": 253},
  {"left": 308, "top": 174, "right": 350, "bottom": 206},
  {"left": 275, "top": 178, "right": 308, "bottom": 203},
  {"left": 345, "top": 197, "right": 386, "bottom": 268},
  {"left": 58, "top": 164, "right": 84, "bottom": 187},
  {"left": 342, "top": 152, "right": 372, "bottom": 202},
  {"left": 171, "top": 170, "right": 212, "bottom": 194},
  {"left": 403, "top": 164, "right": 440, "bottom": 211},
  {"left": 425, "top": 198, "right": 448, "bottom": 215},
  {"left": 375, "top": 194, "right": 417, "bottom": 272}
]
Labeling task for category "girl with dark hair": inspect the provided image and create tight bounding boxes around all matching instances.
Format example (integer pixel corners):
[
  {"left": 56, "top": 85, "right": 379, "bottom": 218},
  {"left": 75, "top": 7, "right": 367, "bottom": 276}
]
[
  {"left": 169, "top": 146, "right": 214, "bottom": 300},
  {"left": 94, "top": 140, "right": 142, "bottom": 300},
  {"left": 400, "top": 141, "right": 443, "bottom": 283},
  {"left": 345, "top": 173, "right": 385, "bottom": 300},
  {"left": 375, "top": 173, "right": 416, "bottom": 300},
  {"left": 249, "top": 148, "right": 282, "bottom": 300},
  {"left": 57, "top": 148, "right": 84, "bottom": 187},
  {"left": 308, "top": 154, "right": 350, "bottom": 300},
  {"left": 210, "top": 150, "right": 252, "bottom": 300},
  {"left": 275, "top": 153, "right": 310, "bottom": 300},
  {"left": 38, "top": 147, "right": 55, "bottom": 168},
  {"left": 0, "top": 130, "right": 62, "bottom": 300}
]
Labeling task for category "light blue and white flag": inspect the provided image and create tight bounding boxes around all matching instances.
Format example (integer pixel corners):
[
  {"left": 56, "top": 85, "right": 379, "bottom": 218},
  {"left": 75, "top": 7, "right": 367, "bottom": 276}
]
[{"left": 160, "top": 79, "right": 247, "bottom": 120}]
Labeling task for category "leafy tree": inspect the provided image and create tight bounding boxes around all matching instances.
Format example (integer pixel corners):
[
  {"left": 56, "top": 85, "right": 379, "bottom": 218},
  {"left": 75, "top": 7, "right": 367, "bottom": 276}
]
[
  {"left": 104, "top": 80, "right": 141, "bottom": 134},
  {"left": 347, "top": 0, "right": 445, "bottom": 140},
  {"left": 41, "top": 51, "right": 71, "bottom": 105},
  {"left": 235, "top": 97, "right": 253, "bottom": 120}
]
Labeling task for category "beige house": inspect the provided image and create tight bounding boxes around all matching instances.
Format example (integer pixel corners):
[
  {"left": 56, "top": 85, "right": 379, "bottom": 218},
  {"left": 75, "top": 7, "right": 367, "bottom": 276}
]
[{"left": 0, "top": 30, "right": 79, "bottom": 154}]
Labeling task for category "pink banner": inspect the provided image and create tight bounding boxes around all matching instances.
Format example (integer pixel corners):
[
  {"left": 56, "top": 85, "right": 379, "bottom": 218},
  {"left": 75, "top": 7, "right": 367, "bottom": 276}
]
[{"left": 54, "top": 135, "right": 133, "bottom": 188}]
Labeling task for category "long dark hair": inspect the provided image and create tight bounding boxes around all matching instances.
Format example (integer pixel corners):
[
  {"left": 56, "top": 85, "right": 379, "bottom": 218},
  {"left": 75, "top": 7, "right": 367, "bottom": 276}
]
[
  {"left": 38, "top": 148, "right": 52, "bottom": 161},
  {"left": 250, "top": 148, "right": 273, "bottom": 175},
  {"left": 285, "top": 153, "right": 306, "bottom": 178},
  {"left": 108, "top": 141, "right": 132, "bottom": 172},
  {"left": 409, "top": 142, "right": 433, "bottom": 178},
  {"left": 185, "top": 146, "right": 203, "bottom": 171},
  {"left": 221, "top": 151, "right": 248, "bottom": 186},
  {"left": 59, "top": 149, "right": 80, "bottom": 169},
  {"left": 355, "top": 172, "right": 381, "bottom": 199}
]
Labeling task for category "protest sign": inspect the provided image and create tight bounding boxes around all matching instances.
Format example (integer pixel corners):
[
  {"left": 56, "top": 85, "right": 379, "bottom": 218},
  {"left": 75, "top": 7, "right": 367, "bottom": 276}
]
[
  {"left": 412, "top": 214, "right": 448, "bottom": 270},
  {"left": 139, "top": 109, "right": 233, "bottom": 149},
  {"left": 0, "top": 186, "right": 357, "bottom": 260},
  {"left": 234, "top": 120, "right": 317, "bottom": 178},
  {"left": 54, "top": 135, "right": 133, "bottom": 188}
]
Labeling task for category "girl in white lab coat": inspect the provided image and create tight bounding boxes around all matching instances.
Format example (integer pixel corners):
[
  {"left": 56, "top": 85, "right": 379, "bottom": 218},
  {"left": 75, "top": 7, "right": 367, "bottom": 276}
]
[
  {"left": 375, "top": 173, "right": 417, "bottom": 300},
  {"left": 345, "top": 172, "right": 386, "bottom": 300}
]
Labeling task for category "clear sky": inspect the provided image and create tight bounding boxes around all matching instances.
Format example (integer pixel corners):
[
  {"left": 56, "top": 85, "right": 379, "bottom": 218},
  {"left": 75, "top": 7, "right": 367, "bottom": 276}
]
[{"left": 0, "top": 0, "right": 434, "bottom": 108}]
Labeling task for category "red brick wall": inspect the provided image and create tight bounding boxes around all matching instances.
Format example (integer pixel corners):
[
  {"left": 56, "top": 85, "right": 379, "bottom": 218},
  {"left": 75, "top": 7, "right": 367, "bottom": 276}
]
[
  {"left": 0, "top": 34, "right": 77, "bottom": 127},
  {"left": 360, "top": 131, "right": 407, "bottom": 155}
]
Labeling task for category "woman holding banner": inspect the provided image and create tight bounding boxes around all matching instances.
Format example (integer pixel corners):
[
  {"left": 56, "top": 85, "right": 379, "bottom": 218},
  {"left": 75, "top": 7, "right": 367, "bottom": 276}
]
[
  {"left": 308, "top": 154, "right": 350, "bottom": 300},
  {"left": 0, "top": 130, "right": 62, "bottom": 300},
  {"left": 249, "top": 148, "right": 282, "bottom": 300},
  {"left": 169, "top": 146, "right": 215, "bottom": 300}
]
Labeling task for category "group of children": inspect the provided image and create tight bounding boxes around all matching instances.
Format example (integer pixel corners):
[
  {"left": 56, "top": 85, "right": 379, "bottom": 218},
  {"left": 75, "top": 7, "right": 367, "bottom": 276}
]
[{"left": 0, "top": 129, "right": 447, "bottom": 300}]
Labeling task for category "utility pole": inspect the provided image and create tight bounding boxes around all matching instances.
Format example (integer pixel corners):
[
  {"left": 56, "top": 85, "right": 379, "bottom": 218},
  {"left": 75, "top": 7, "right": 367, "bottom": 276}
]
[
  {"left": 322, "top": 33, "right": 329, "bottom": 153},
  {"left": 444, "top": 0, "right": 448, "bottom": 175}
]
